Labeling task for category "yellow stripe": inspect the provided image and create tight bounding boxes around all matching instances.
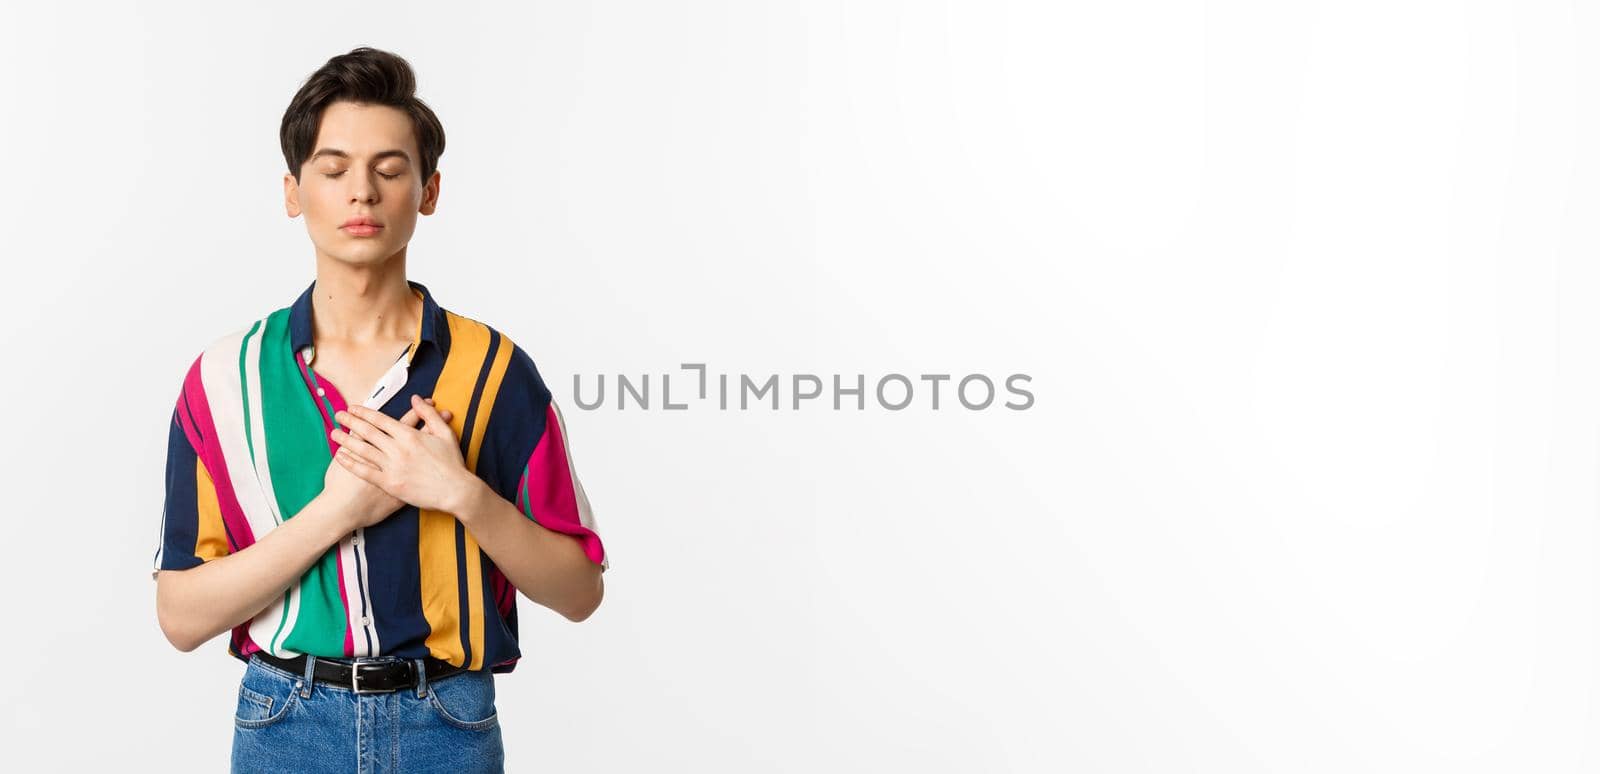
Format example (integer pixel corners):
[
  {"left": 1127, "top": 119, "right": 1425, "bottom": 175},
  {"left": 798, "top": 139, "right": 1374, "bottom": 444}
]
[
  {"left": 420, "top": 312, "right": 512, "bottom": 668},
  {"left": 194, "top": 458, "right": 229, "bottom": 561}
]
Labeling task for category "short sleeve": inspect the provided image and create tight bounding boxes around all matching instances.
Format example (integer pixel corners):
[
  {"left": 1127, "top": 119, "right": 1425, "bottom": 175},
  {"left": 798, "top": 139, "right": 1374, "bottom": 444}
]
[
  {"left": 489, "top": 343, "right": 609, "bottom": 572},
  {"left": 152, "top": 358, "right": 233, "bottom": 579}
]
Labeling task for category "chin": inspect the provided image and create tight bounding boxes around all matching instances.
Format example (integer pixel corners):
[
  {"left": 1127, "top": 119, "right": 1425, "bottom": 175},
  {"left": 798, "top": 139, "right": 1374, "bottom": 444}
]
[{"left": 321, "top": 244, "right": 396, "bottom": 267}]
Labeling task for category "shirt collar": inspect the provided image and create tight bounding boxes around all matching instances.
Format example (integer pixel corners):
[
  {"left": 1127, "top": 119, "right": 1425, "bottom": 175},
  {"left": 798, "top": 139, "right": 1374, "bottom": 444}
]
[{"left": 289, "top": 278, "right": 445, "bottom": 358}]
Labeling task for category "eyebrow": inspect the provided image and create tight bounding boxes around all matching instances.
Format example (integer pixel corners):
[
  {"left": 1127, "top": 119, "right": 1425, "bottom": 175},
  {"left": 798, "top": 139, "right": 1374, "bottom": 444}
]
[{"left": 308, "top": 148, "right": 412, "bottom": 164}]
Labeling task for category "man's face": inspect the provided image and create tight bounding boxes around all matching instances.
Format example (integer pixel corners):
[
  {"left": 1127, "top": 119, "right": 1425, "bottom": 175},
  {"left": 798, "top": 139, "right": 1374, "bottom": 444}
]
[{"left": 284, "top": 100, "right": 439, "bottom": 267}]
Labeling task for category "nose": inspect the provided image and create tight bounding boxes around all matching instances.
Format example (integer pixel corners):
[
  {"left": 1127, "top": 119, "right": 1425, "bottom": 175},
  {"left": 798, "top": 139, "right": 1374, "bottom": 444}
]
[{"left": 350, "top": 173, "right": 379, "bottom": 205}]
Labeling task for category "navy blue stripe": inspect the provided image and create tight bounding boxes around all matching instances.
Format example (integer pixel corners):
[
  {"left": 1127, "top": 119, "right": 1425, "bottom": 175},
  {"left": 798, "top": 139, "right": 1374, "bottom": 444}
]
[
  {"left": 455, "top": 518, "right": 472, "bottom": 666},
  {"left": 157, "top": 408, "right": 204, "bottom": 571},
  {"left": 478, "top": 342, "right": 551, "bottom": 506},
  {"left": 452, "top": 328, "right": 502, "bottom": 666},
  {"left": 363, "top": 331, "right": 448, "bottom": 659},
  {"left": 458, "top": 328, "right": 501, "bottom": 474}
]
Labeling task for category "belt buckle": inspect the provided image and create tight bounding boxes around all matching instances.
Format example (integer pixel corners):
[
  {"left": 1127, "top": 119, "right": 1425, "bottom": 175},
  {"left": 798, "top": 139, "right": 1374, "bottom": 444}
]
[{"left": 350, "top": 659, "right": 396, "bottom": 695}]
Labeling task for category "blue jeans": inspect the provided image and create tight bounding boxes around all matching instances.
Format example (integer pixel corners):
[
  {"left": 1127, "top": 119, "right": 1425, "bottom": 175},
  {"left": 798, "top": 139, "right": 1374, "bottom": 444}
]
[{"left": 231, "top": 653, "right": 505, "bottom": 773}]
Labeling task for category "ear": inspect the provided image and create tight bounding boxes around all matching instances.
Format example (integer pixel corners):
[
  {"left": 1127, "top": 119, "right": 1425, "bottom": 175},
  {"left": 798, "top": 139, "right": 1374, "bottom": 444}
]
[
  {"left": 284, "top": 172, "right": 302, "bottom": 218},
  {"left": 418, "top": 169, "right": 440, "bottom": 216}
]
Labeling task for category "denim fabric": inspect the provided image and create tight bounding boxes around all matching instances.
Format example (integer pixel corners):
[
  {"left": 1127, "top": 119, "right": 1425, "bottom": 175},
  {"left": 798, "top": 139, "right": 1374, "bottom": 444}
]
[{"left": 231, "top": 653, "right": 505, "bottom": 773}]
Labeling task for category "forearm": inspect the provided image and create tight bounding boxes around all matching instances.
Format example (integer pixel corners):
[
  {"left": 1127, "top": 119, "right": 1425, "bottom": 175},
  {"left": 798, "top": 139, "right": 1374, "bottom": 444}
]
[
  {"left": 451, "top": 477, "right": 603, "bottom": 622},
  {"left": 155, "top": 496, "right": 352, "bottom": 652}
]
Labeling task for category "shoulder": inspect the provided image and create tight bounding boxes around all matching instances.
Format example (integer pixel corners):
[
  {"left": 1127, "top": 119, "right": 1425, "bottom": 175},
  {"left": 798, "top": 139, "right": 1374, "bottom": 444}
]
[
  {"left": 193, "top": 309, "right": 284, "bottom": 364},
  {"left": 178, "top": 319, "right": 263, "bottom": 384},
  {"left": 437, "top": 309, "right": 552, "bottom": 401},
  {"left": 442, "top": 311, "right": 563, "bottom": 491},
  {"left": 174, "top": 321, "right": 246, "bottom": 390},
  {"left": 172, "top": 308, "right": 284, "bottom": 408}
]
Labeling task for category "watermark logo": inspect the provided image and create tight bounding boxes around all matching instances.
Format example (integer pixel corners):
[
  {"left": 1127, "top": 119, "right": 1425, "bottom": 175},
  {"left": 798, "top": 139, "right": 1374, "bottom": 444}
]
[{"left": 572, "top": 363, "right": 1034, "bottom": 411}]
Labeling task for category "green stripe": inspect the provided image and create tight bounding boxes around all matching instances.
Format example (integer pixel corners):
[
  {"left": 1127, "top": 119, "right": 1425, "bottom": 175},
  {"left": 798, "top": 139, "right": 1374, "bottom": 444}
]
[
  {"left": 256, "top": 308, "right": 347, "bottom": 657},
  {"left": 238, "top": 318, "right": 295, "bottom": 655},
  {"left": 238, "top": 319, "right": 262, "bottom": 474},
  {"left": 520, "top": 468, "right": 540, "bottom": 525}
]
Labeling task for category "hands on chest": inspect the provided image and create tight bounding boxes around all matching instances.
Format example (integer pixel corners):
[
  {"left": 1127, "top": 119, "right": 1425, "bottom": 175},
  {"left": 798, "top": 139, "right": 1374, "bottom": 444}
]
[{"left": 321, "top": 395, "right": 475, "bottom": 529}]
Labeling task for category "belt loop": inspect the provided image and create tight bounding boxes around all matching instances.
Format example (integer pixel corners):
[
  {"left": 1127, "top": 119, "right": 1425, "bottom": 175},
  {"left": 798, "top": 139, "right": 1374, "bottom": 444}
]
[
  {"left": 414, "top": 657, "right": 429, "bottom": 699},
  {"left": 300, "top": 654, "right": 316, "bottom": 698}
]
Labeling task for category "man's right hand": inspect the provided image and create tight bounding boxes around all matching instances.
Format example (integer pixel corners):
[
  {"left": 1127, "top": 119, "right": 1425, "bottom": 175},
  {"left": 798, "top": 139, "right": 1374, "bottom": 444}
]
[{"left": 321, "top": 398, "right": 453, "bottom": 530}]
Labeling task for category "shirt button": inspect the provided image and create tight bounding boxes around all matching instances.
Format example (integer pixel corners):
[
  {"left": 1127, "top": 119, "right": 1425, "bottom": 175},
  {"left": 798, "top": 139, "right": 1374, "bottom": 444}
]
[
  {"left": 359, "top": 616, "right": 371, "bottom": 626},
  {"left": 316, "top": 387, "right": 326, "bottom": 397}
]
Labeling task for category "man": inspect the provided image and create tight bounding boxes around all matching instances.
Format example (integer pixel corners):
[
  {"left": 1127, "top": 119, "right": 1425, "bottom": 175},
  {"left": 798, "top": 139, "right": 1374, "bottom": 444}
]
[{"left": 151, "top": 47, "right": 608, "bottom": 774}]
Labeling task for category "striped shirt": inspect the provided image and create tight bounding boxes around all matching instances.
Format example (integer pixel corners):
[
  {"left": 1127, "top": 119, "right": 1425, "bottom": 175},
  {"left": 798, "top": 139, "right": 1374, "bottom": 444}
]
[{"left": 153, "top": 278, "right": 608, "bottom": 673}]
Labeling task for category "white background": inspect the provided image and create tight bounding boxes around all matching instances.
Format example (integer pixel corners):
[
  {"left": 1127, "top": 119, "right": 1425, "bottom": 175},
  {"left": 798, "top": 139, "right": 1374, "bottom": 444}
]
[{"left": 1, "top": 1, "right": 1595, "bottom": 771}]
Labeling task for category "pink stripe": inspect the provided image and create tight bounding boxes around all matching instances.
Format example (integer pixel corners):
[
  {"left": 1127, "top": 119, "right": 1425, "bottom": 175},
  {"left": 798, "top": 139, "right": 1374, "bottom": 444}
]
[
  {"left": 180, "top": 354, "right": 256, "bottom": 548},
  {"left": 235, "top": 629, "right": 262, "bottom": 658},
  {"left": 490, "top": 566, "right": 513, "bottom": 616},
  {"left": 297, "top": 355, "right": 351, "bottom": 454},
  {"left": 337, "top": 544, "right": 354, "bottom": 656},
  {"left": 518, "top": 402, "right": 605, "bottom": 565}
]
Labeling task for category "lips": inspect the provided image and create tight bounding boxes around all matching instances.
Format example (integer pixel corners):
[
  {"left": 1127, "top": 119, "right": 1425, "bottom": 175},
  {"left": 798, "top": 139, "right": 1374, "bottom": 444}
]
[{"left": 341, "top": 218, "right": 383, "bottom": 236}]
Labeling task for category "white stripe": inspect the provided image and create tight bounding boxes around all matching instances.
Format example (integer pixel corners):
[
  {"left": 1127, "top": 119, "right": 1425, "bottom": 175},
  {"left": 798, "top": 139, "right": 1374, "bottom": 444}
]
[
  {"left": 242, "top": 324, "right": 285, "bottom": 527},
  {"left": 152, "top": 487, "right": 169, "bottom": 578},
  {"left": 354, "top": 527, "right": 380, "bottom": 655},
  {"left": 337, "top": 528, "right": 380, "bottom": 656},
  {"left": 154, "top": 407, "right": 174, "bottom": 574},
  {"left": 200, "top": 323, "right": 295, "bottom": 655},
  {"left": 199, "top": 326, "right": 285, "bottom": 547},
  {"left": 550, "top": 400, "right": 608, "bottom": 572},
  {"left": 336, "top": 533, "right": 366, "bottom": 654}
]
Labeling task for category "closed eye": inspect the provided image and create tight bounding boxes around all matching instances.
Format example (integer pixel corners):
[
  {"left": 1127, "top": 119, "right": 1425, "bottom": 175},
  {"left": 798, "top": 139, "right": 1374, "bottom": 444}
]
[{"left": 323, "top": 171, "right": 401, "bottom": 180}]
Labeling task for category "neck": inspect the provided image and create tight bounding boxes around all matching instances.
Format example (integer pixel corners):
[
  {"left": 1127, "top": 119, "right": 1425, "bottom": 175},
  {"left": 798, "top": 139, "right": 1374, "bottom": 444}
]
[{"left": 310, "top": 248, "right": 420, "bottom": 348}]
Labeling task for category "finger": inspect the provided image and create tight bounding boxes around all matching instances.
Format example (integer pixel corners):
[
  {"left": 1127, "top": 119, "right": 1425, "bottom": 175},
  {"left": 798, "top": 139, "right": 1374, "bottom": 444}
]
[
  {"left": 346, "top": 404, "right": 409, "bottom": 439},
  {"left": 335, "top": 448, "right": 387, "bottom": 490},
  {"left": 336, "top": 408, "right": 399, "bottom": 456},
  {"left": 397, "top": 398, "right": 444, "bottom": 428},
  {"left": 332, "top": 426, "right": 387, "bottom": 468},
  {"left": 335, "top": 446, "right": 381, "bottom": 478},
  {"left": 336, "top": 444, "right": 379, "bottom": 470},
  {"left": 411, "top": 394, "right": 456, "bottom": 438},
  {"left": 335, "top": 440, "right": 381, "bottom": 470}
]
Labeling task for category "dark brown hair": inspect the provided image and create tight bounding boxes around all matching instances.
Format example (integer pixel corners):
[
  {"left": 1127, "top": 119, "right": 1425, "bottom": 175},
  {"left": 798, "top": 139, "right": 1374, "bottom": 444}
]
[{"left": 279, "top": 47, "right": 446, "bottom": 184}]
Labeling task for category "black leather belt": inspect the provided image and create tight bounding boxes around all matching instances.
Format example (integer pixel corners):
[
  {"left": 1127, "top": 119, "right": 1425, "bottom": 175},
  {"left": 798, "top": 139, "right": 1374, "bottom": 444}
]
[{"left": 254, "top": 652, "right": 465, "bottom": 694}]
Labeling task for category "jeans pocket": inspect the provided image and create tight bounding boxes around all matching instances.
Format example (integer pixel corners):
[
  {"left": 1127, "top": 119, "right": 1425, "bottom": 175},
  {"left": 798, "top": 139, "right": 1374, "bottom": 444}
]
[
  {"left": 234, "top": 658, "right": 302, "bottom": 729},
  {"left": 426, "top": 671, "right": 499, "bottom": 731}
]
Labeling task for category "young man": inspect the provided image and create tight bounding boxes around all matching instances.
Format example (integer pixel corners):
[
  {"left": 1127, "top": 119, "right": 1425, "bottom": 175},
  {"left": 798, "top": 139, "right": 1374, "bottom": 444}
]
[{"left": 151, "top": 47, "right": 608, "bottom": 773}]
